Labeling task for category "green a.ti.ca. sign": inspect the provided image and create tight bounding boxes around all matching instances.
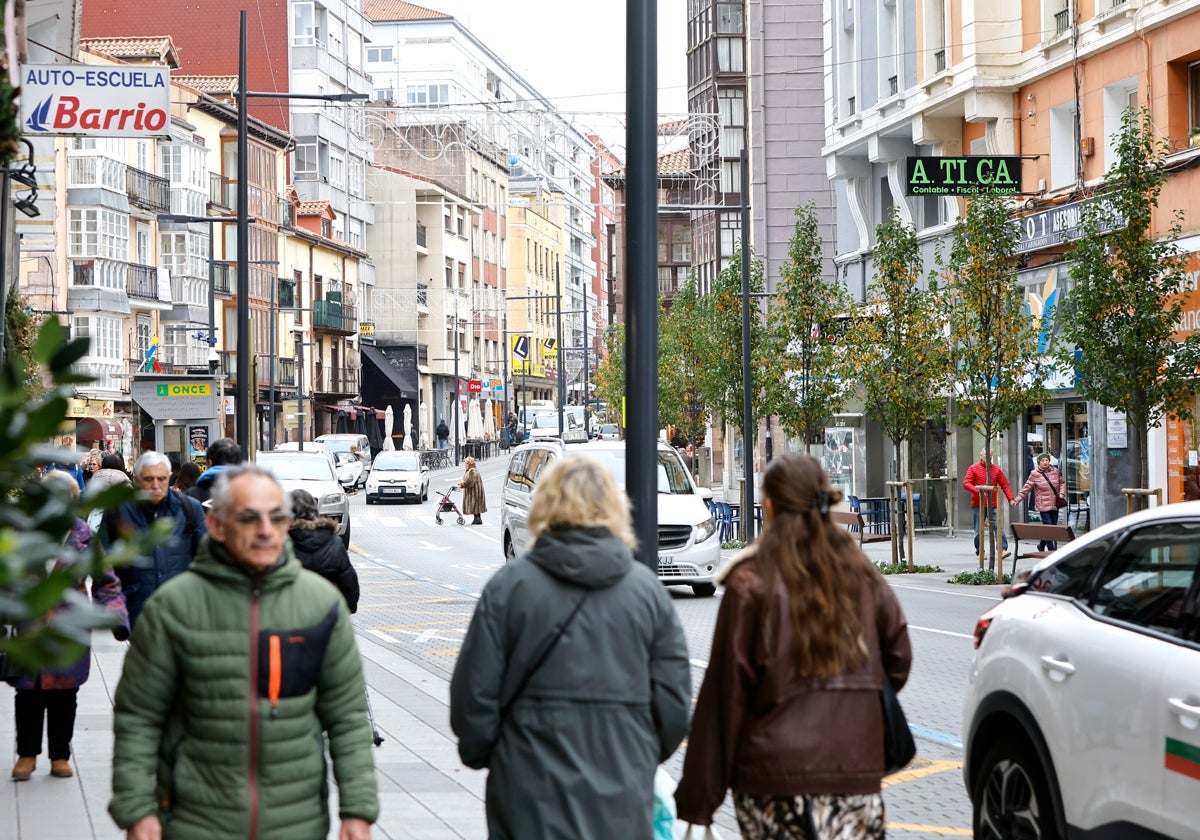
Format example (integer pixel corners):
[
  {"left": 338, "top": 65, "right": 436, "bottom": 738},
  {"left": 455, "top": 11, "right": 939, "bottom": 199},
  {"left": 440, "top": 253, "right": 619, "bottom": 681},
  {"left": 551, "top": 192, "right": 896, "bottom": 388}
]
[{"left": 905, "top": 156, "right": 1022, "bottom": 196}]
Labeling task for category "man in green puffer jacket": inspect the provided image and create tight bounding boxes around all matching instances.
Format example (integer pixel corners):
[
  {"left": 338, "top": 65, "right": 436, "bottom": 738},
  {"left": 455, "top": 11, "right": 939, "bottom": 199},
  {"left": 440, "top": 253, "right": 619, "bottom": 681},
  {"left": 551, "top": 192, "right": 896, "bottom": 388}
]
[{"left": 109, "top": 464, "right": 378, "bottom": 840}]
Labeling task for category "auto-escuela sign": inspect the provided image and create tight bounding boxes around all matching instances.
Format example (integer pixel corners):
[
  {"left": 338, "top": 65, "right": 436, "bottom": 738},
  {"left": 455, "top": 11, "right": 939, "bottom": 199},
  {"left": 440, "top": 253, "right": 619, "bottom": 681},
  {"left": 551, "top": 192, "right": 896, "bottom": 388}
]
[
  {"left": 20, "top": 64, "right": 171, "bottom": 138},
  {"left": 905, "top": 156, "right": 1021, "bottom": 196},
  {"left": 1014, "top": 194, "right": 1126, "bottom": 255}
]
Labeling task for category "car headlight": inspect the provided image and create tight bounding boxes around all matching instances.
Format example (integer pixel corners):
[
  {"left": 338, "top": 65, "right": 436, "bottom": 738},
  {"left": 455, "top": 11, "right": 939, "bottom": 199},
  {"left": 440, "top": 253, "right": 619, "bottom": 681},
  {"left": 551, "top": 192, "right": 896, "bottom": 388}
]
[
  {"left": 321, "top": 492, "right": 346, "bottom": 507},
  {"left": 695, "top": 517, "right": 717, "bottom": 543}
]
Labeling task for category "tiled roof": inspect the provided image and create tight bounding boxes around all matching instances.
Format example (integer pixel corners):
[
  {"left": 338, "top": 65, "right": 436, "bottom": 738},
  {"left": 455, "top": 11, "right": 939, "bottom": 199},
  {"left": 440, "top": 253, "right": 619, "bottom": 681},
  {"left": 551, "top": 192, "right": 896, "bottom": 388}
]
[
  {"left": 173, "top": 75, "right": 238, "bottom": 94},
  {"left": 364, "top": 0, "right": 452, "bottom": 22},
  {"left": 658, "top": 148, "right": 692, "bottom": 176},
  {"left": 80, "top": 36, "right": 180, "bottom": 68},
  {"left": 297, "top": 200, "right": 332, "bottom": 216}
]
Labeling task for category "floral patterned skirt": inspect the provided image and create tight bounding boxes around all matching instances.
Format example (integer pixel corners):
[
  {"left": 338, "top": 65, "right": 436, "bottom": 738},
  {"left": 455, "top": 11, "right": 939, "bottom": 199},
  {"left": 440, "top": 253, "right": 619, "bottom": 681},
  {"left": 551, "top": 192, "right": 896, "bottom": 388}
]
[{"left": 733, "top": 791, "right": 886, "bottom": 840}]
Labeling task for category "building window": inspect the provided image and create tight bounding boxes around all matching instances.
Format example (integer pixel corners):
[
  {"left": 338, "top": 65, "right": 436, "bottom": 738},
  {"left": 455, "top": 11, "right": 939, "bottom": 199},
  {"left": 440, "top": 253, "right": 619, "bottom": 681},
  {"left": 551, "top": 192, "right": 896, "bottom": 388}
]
[
  {"left": 374, "top": 87, "right": 394, "bottom": 101},
  {"left": 74, "top": 315, "right": 122, "bottom": 361},
  {"left": 366, "top": 46, "right": 393, "bottom": 63},
  {"left": 294, "top": 144, "right": 318, "bottom": 181},
  {"left": 329, "top": 154, "right": 345, "bottom": 189},
  {"left": 717, "top": 37, "right": 744, "bottom": 73},
  {"left": 1050, "top": 102, "right": 1079, "bottom": 189},
  {"left": 69, "top": 209, "right": 129, "bottom": 262},
  {"left": 406, "top": 84, "right": 450, "bottom": 108},
  {"left": 716, "top": 3, "right": 744, "bottom": 33},
  {"left": 293, "top": 2, "right": 314, "bottom": 46}
]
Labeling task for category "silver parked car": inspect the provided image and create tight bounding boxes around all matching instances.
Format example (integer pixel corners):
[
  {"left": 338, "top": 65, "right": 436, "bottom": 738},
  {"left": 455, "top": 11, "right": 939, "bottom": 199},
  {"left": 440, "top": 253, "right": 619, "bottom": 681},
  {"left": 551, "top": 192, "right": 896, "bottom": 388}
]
[{"left": 255, "top": 450, "right": 350, "bottom": 546}]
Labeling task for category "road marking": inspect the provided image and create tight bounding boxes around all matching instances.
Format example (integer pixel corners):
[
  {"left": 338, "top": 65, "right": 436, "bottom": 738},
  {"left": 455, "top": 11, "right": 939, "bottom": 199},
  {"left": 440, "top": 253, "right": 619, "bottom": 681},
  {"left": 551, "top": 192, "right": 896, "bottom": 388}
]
[
  {"left": 910, "top": 724, "right": 963, "bottom": 749},
  {"left": 889, "top": 582, "right": 1000, "bottom": 601},
  {"left": 417, "top": 541, "right": 452, "bottom": 552},
  {"left": 886, "top": 823, "right": 972, "bottom": 836},
  {"left": 884, "top": 758, "right": 962, "bottom": 787},
  {"left": 908, "top": 623, "right": 974, "bottom": 640}
]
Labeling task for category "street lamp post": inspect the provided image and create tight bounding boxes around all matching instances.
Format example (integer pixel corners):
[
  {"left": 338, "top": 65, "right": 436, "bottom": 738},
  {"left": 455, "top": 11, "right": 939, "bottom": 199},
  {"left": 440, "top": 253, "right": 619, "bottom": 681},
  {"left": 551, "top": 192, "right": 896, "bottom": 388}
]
[{"left": 235, "top": 9, "right": 368, "bottom": 458}]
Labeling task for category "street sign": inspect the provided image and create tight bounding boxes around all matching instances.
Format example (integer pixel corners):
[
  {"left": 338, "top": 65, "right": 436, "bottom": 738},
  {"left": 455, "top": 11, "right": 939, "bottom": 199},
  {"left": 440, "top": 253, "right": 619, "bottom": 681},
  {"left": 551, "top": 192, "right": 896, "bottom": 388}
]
[
  {"left": 511, "top": 335, "right": 529, "bottom": 361},
  {"left": 468, "top": 379, "right": 482, "bottom": 393},
  {"left": 905, "top": 155, "right": 1021, "bottom": 196},
  {"left": 542, "top": 338, "right": 557, "bottom": 358},
  {"left": 21, "top": 64, "right": 171, "bottom": 138},
  {"left": 565, "top": 357, "right": 583, "bottom": 381}
]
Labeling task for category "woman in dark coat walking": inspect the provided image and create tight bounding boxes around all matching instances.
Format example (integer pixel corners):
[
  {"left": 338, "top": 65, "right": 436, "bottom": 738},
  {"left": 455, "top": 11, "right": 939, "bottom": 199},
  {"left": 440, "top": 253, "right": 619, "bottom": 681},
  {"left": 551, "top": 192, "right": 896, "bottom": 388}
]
[
  {"left": 8, "top": 471, "right": 129, "bottom": 781},
  {"left": 458, "top": 456, "right": 487, "bottom": 525},
  {"left": 287, "top": 489, "right": 360, "bottom": 613},
  {"left": 450, "top": 455, "right": 691, "bottom": 838}
]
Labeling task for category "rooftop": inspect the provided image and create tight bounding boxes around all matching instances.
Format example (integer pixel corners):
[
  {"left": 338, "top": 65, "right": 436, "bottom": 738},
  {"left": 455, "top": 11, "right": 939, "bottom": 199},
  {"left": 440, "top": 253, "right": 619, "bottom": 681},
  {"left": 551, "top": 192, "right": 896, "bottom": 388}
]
[{"left": 364, "top": 0, "right": 453, "bottom": 22}]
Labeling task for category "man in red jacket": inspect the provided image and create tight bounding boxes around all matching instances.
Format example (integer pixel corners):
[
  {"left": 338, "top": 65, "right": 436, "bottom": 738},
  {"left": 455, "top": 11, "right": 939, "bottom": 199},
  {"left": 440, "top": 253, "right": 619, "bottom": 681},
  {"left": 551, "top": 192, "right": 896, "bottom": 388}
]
[{"left": 963, "top": 448, "right": 1015, "bottom": 556}]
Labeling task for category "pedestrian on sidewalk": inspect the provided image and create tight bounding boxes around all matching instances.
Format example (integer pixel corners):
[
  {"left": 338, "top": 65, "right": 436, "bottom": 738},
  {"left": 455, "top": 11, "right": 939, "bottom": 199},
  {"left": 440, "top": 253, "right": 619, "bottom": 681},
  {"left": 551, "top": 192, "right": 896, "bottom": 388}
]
[
  {"left": 173, "top": 460, "right": 202, "bottom": 498},
  {"left": 450, "top": 455, "right": 691, "bottom": 839},
  {"left": 187, "top": 437, "right": 244, "bottom": 505},
  {"left": 963, "top": 448, "right": 1015, "bottom": 557},
  {"left": 1012, "top": 453, "right": 1068, "bottom": 550},
  {"left": 8, "top": 471, "right": 129, "bottom": 782},
  {"left": 458, "top": 455, "right": 487, "bottom": 525},
  {"left": 675, "top": 454, "right": 912, "bottom": 837},
  {"left": 436, "top": 417, "right": 450, "bottom": 450},
  {"left": 102, "top": 453, "right": 205, "bottom": 628},
  {"left": 109, "top": 464, "right": 378, "bottom": 840},
  {"left": 100, "top": 451, "right": 206, "bottom": 631},
  {"left": 288, "top": 488, "right": 360, "bottom": 613}
]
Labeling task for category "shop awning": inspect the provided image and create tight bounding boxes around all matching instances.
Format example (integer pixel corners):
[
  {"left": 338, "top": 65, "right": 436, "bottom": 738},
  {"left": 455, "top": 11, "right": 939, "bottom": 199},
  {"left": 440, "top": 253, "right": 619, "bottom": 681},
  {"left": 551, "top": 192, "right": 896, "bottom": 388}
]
[
  {"left": 361, "top": 345, "right": 418, "bottom": 399},
  {"left": 77, "top": 418, "right": 123, "bottom": 441}
]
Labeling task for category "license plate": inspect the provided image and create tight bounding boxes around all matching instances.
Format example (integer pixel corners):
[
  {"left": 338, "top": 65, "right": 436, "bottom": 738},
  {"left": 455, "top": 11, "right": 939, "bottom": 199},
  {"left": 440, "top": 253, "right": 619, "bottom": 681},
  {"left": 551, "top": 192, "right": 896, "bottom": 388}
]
[{"left": 382, "top": 487, "right": 403, "bottom": 494}]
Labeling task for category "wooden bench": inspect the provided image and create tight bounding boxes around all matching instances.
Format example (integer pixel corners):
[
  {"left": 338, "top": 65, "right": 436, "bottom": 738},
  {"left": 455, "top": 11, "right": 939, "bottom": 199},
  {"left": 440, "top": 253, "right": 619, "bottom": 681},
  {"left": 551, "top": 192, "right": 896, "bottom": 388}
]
[
  {"left": 1010, "top": 522, "right": 1076, "bottom": 565},
  {"left": 831, "top": 509, "right": 892, "bottom": 545}
]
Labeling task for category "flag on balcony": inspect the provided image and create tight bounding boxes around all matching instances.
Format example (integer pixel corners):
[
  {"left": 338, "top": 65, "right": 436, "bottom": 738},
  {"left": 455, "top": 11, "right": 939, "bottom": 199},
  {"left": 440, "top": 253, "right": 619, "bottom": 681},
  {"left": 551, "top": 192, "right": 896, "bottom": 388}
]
[{"left": 143, "top": 336, "right": 162, "bottom": 373}]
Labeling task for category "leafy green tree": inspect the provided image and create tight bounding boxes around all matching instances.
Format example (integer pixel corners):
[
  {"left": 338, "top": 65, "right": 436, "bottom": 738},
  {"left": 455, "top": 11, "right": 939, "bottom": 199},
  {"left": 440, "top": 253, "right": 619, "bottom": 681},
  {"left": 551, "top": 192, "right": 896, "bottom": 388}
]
[
  {"left": 944, "top": 195, "right": 1049, "bottom": 570},
  {"left": 0, "top": 320, "right": 167, "bottom": 673},
  {"left": 659, "top": 279, "right": 709, "bottom": 451},
  {"left": 591, "top": 323, "right": 625, "bottom": 428},
  {"left": 1058, "top": 106, "right": 1200, "bottom": 493},
  {"left": 842, "top": 211, "right": 952, "bottom": 567},
  {"left": 762, "top": 205, "right": 852, "bottom": 453},
  {"left": 6, "top": 291, "right": 47, "bottom": 395},
  {"left": 699, "top": 247, "right": 768, "bottom": 436}
]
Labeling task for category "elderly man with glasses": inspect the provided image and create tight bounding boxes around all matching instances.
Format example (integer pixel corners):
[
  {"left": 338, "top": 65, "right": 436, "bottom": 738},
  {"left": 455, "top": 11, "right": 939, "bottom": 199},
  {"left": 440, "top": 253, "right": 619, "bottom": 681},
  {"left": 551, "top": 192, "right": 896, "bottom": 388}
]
[
  {"left": 100, "top": 451, "right": 206, "bottom": 630},
  {"left": 109, "top": 464, "right": 378, "bottom": 840}
]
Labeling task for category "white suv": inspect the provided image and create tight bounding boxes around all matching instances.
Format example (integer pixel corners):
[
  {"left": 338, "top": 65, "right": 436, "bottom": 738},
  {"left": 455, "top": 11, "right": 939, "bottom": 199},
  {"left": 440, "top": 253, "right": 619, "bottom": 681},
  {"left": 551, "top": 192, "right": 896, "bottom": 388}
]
[
  {"left": 963, "top": 501, "right": 1200, "bottom": 839},
  {"left": 499, "top": 438, "right": 721, "bottom": 596}
]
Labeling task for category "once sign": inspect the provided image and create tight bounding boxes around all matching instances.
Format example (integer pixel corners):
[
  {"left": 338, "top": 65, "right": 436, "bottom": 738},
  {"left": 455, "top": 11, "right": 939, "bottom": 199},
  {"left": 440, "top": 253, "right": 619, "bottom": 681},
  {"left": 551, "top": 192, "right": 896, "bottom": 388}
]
[
  {"left": 21, "top": 64, "right": 171, "bottom": 138},
  {"left": 905, "top": 156, "right": 1022, "bottom": 196}
]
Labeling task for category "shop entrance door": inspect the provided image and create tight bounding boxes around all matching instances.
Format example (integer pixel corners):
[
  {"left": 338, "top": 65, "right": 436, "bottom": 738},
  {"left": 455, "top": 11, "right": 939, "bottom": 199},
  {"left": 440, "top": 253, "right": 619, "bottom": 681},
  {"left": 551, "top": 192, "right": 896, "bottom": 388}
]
[{"left": 1026, "top": 402, "right": 1091, "bottom": 532}]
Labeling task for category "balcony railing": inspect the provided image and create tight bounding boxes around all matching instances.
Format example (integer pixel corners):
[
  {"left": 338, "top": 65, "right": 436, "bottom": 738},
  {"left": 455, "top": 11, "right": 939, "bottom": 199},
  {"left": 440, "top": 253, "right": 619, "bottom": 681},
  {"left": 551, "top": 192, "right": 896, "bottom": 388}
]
[
  {"left": 127, "top": 263, "right": 161, "bottom": 301},
  {"left": 209, "top": 171, "right": 233, "bottom": 209},
  {"left": 312, "top": 365, "right": 360, "bottom": 394},
  {"left": 257, "top": 354, "right": 297, "bottom": 386},
  {"left": 312, "top": 299, "right": 357, "bottom": 334},
  {"left": 213, "top": 262, "right": 235, "bottom": 294},
  {"left": 127, "top": 166, "right": 170, "bottom": 213},
  {"left": 416, "top": 222, "right": 428, "bottom": 248},
  {"left": 934, "top": 49, "right": 946, "bottom": 72},
  {"left": 417, "top": 285, "right": 428, "bottom": 307},
  {"left": 888, "top": 75, "right": 898, "bottom": 96},
  {"left": 1054, "top": 7, "right": 1071, "bottom": 35}
]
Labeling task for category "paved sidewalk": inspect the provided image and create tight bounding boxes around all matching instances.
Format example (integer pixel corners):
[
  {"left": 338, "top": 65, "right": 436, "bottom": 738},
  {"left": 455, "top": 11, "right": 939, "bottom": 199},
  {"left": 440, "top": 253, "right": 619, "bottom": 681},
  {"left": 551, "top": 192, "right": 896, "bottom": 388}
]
[{"left": 0, "top": 514, "right": 1001, "bottom": 840}]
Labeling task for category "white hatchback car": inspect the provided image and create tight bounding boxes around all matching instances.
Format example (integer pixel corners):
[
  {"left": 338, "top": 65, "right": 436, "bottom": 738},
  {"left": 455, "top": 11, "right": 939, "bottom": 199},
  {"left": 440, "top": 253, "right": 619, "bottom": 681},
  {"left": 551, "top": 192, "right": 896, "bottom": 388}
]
[
  {"left": 365, "top": 450, "right": 429, "bottom": 504},
  {"left": 255, "top": 450, "right": 351, "bottom": 547},
  {"left": 963, "top": 501, "right": 1200, "bottom": 839}
]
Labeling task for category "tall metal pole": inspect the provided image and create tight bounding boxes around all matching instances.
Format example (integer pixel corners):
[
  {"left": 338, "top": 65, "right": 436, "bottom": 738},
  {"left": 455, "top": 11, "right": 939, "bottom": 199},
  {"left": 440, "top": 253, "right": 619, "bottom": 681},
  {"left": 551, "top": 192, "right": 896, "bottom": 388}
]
[
  {"left": 556, "top": 269, "right": 565, "bottom": 437},
  {"left": 740, "top": 149, "right": 755, "bottom": 542},
  {"left": 0, "top": 169, "right": 11, "bottom": 364},
  {"left": 582, "top": 302, "right": 590, "bottom": 436},
  {"left": 627, "top": 0, "right": 657, "bottom": 570},
  {"left": 268, "top": 274, "right": 276, "bottom": 450},
  {"left": 235, "top": 10, "right": 251, "bottom": 458},
  {"left": 207, "top": 224, "right": 216, "bottom": 361},
  {"left": 296, "top": 337, "right": 304, "bottom": 449},
  {"left": 453, "top": 291, "right": 461, "bottom": 466}
]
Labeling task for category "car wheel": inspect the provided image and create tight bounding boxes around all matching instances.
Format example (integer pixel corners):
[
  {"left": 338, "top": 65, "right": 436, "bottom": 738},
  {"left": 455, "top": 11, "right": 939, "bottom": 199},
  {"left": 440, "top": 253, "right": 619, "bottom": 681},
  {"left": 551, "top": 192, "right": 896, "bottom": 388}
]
[
  {"left": 503, "top": 535, "right": 516, "bottom": 562},
  {"left": 341, "top": 520, "right": 351, "bottom": 548},
  {"left": 422, "top": 485, "right": 429, "bottom": 502},
  {"left": 366, "top": 496, "right": 374, "bottom": 505},
  {"left": 972, "top": 738, "right": 1059, "bottom": 840},
  {"left": 692, "top": 583, "right": 717, "bottom": 597}
]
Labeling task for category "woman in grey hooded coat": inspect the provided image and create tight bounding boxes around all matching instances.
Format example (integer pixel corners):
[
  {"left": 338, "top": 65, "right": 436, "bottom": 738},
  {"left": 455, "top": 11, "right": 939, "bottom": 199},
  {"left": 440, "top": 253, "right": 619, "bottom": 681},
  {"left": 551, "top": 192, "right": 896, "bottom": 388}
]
[{"left": 450, "top": 455, "right": 692, "bottom": 839}]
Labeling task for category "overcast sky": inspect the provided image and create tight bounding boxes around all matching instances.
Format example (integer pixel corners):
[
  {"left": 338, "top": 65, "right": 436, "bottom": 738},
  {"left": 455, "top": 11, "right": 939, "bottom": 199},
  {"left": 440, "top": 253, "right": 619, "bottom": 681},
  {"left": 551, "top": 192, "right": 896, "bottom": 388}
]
[{"left": 422, "top": 0, "right": 689, "bottom": 149}]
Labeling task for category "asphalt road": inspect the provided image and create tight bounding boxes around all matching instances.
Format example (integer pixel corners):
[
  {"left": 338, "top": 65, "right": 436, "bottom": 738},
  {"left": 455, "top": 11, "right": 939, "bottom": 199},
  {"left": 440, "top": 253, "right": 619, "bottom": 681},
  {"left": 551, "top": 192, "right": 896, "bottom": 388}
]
[{"left": 347, "top": 457, "right": 984, "bottom": 838}]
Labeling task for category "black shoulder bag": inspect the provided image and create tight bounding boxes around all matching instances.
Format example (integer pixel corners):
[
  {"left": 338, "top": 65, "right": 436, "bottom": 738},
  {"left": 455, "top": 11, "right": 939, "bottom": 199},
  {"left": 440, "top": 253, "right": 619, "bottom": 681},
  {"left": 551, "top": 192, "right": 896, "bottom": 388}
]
[{"left": 498, "top": 590, "right": 590, "bottom": 725}]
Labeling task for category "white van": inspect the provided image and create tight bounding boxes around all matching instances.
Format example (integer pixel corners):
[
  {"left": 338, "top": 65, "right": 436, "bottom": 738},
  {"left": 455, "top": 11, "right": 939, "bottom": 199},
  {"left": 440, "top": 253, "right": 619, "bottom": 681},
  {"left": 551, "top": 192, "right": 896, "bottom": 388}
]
[{"left": 499, "top": 438, "right": 722, "bottom": 596}]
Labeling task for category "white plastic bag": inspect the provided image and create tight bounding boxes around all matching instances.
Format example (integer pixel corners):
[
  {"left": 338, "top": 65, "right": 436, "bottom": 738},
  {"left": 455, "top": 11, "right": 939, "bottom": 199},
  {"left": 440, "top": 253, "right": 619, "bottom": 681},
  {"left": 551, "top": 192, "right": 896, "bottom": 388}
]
[
  {"left": 681, "top": 825, "right": 724, "bottom": 839},
  {"left": 652, "top": 767, "right": 678, "bottom": 840}
]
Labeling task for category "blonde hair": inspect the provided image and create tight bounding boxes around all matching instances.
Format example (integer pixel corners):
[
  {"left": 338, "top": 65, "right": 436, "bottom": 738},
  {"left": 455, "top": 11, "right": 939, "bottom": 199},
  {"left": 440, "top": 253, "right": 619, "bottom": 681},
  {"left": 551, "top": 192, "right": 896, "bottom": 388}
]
[
  {"left": 527, "top": 455, "right": 636, "bottom": 549},
  {"left": 42, "top": 469, "right": 81, "bottom": 499}
]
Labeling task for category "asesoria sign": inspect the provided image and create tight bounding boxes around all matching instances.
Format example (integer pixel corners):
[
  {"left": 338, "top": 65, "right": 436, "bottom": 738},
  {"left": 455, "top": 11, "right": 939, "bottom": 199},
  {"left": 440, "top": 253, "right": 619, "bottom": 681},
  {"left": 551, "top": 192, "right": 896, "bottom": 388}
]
[{"left": 20, "top": 64, "right": 171, "bottom": 138}]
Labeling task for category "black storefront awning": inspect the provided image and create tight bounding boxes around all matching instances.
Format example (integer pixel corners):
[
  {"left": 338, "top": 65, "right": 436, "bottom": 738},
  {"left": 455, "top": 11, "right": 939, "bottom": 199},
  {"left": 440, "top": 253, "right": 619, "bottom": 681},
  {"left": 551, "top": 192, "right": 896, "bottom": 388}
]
[{"left": 361, "top": 345, "right": 419, "bottom": 400}]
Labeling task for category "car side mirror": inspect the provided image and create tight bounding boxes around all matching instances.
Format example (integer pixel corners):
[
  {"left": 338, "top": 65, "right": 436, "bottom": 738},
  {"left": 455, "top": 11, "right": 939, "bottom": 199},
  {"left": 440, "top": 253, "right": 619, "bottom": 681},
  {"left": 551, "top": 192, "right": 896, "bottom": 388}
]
[{"left": 699, "top": 487, "right": 713, "bottom": 501}]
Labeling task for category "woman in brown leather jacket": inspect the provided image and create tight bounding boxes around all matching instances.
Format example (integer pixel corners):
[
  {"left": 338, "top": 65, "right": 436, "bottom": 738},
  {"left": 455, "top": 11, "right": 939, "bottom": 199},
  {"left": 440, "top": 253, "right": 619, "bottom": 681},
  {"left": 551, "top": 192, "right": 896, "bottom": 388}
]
[{"left": 675, "top": 454, "right": 912, "bottom": 838}]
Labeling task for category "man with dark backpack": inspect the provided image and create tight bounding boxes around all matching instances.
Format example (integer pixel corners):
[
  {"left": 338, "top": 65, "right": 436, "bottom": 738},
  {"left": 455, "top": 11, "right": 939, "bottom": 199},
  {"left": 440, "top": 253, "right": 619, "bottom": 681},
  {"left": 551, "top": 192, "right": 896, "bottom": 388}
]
[{"left": 101, "top": 451, "right": 206, "bottom": 630}]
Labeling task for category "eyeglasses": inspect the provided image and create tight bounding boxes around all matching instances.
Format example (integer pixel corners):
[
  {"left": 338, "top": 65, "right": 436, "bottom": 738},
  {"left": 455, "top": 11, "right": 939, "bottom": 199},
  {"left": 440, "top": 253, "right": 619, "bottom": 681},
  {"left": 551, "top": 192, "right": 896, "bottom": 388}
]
[{"left": 230, "top": 510, "right": 292, "bottom": 527}]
